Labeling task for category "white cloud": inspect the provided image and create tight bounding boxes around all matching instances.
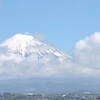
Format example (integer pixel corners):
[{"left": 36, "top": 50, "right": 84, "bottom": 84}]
[
  {"left": 74, "top": 32, "right": 100, "bottom": 76},
  {"left": 0, "top": 50, "right": 73, "bottom": 79},
  {"left": 33, "top": 33, "right": 48, "bottom": 42}
]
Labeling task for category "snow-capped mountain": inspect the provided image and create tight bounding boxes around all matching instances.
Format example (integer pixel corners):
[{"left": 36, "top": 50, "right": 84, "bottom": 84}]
[
  {"left": 0, "top": 34, "right": 70, "bottom": 58},
  {"left": 0, "top": 33, "right": 72, "bottom": 79}
]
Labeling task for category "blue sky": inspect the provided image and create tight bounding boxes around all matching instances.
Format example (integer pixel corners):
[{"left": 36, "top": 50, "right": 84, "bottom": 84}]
[{"left": 0, "top": 0, "right": 100, "bottom": 53}]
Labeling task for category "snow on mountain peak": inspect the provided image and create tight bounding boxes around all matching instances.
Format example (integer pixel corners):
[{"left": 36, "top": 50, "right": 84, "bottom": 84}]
[
  {"left": 0, "top": 33, "right": 69, "bottom": 58},
  {"left": 0, "top": 33, "right": 43, "bottom": 56}
]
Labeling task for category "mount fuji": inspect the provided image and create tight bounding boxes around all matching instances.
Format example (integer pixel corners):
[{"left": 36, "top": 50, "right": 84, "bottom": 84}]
[
  {"left": 0, "top": 33, "right": 70, "bottom": 58},
  {"left": 0, "top": 33, "right": 75, "bottom": 93},
  {"left": 0, "top": 33, "right": 72, "bottom": 79}
]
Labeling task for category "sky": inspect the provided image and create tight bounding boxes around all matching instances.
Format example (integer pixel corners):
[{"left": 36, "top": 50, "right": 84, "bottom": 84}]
[{"left": 0, "top": 0, "right": 100, "bottom": 53}]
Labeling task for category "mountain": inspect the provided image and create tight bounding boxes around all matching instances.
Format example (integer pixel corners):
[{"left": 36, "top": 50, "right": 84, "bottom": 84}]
[
  {"left": 0, "top": 33, "right": 72, "bottom": 79},
  {"left": 0, "top": 34, "right": 70, "bottom": 58}
]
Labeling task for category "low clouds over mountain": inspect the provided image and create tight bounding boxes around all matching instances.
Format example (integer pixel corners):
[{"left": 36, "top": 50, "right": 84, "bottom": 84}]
[{"left": 0, "top": 32, "right": 100, "bottom": 80}]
